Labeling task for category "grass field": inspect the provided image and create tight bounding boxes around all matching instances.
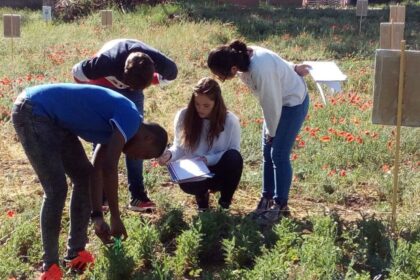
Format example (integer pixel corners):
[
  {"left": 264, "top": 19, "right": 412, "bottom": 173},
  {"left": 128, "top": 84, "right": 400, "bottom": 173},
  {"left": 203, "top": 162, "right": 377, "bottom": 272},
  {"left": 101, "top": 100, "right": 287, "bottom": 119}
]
[{"left": 0, "top": 1, "right": 419, "bottom": 279}]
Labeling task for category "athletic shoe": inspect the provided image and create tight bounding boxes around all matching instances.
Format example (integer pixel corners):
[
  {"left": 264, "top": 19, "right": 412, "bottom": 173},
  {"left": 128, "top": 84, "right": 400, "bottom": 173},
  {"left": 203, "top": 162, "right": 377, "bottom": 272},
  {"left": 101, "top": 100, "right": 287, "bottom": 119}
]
[
  {"left": 250, "top": 197, "right": 274, "bottom": 218},
  {"left": 255, "top": 203, "right": 290, "bottom": 226},
  {"left": 39, "top": 264, "right": 62, "bottom": 280},
  {"left": 128, "top": 198, "right": 156, "bottom": 212},
  {"left": 64, "top": 250, "right": 94, "bottom": 272}
]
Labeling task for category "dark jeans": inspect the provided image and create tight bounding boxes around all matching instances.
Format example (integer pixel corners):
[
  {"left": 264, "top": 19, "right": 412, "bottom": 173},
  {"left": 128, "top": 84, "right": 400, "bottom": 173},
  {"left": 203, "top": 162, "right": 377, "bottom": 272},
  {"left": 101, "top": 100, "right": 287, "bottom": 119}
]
[
  {"left": 179, "top": 149, "right": 243, "bottom": 207},
  {"left": 262, "top": 94, "right": 309, "bottom": 206},
  {"left": 12, "top": 98, "right": 92, "bottom": 268}
]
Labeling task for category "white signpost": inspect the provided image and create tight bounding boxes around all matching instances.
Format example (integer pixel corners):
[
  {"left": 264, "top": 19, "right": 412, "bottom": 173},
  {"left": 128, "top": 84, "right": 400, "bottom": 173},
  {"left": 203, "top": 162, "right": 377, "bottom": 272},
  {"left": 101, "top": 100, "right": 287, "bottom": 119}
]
[
  {"left": 42, "top": 6, "right": 52, "bottom": 22},
  {"left": 356, "top": 0, "right": 368, "bottom": 34}
]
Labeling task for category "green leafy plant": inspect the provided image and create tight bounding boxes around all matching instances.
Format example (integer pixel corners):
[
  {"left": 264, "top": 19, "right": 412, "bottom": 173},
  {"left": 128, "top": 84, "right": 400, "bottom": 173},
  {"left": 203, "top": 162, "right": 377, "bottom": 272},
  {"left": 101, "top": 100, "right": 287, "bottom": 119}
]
[{"left": 171, "top": 225, "right": 202, "bottom": 279}]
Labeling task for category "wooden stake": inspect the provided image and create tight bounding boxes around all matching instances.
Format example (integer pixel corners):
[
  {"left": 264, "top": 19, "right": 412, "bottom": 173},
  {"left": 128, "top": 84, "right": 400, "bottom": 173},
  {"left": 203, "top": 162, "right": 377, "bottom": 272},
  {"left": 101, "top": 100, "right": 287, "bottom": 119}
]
[{"left": 391, "top": 40, "right": 406, "bottom": 233}]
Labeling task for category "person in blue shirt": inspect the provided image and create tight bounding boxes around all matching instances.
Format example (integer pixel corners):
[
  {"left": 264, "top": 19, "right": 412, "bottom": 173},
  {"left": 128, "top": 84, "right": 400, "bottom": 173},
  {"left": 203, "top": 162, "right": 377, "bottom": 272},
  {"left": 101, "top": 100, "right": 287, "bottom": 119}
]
[
  {"left": 73, "top": 39, "right": 178, "bottom": 212},
  {"left": 11, "top": 83, "right": 168, "bottom": 279}
]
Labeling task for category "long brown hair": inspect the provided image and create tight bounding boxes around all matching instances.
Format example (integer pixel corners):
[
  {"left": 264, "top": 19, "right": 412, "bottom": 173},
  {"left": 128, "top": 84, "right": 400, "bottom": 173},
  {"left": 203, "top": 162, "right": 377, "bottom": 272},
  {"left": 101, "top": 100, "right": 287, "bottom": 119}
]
[{"left": 182, "top": 77, "right": 227, "bottom": 152}]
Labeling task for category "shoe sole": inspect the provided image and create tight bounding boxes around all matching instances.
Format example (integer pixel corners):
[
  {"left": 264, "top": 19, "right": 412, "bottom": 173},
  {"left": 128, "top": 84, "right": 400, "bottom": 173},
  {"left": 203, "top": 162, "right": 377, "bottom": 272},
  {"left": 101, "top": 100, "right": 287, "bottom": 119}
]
[{"left": 127, "top": 206, "right": 156, "bottom": 212}]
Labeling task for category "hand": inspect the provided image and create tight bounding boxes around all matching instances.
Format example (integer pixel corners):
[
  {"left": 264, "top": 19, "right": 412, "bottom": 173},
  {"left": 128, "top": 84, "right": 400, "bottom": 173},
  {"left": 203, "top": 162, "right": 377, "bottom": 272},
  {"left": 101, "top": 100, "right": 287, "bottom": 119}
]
[
  {"left": 157, "top": 150, "right": 172, "bottom": 165},
  {"left": 198, "top": 156, "right": 208, "bottom": 165},
  {"left": 294, "top": 64, "right": 311, "bottom": 77},
  {"left": 110, "top": 215, "right": 128, "bottom": 241},
  {"left": 265, "top": 134, "right": 273, "bottom": 144},
  {"left": 93, "top": 217, "right": 112, "bottom": 245}
]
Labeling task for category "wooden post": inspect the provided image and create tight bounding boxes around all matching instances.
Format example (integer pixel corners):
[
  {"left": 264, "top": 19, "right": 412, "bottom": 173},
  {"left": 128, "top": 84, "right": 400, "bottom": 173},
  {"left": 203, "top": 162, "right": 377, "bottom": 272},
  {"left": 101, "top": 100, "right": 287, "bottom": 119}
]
[
  {"left": 380, "top": 22, "right": 404, "bottom": 49},
  {"left": 101, "top": 10, "right": 112, "bottom": 27},
  {"left": 391, "top": 41, "right": 406, "bottom": 233},
  {"left": 3, "top": 14, "right": 20, "bottom": 93},
  {"left": 390, "top": 5, "right": 406, "bottom": 23},
  {"left": 3, "top": 14, "right": 21, "bottom": 38}
]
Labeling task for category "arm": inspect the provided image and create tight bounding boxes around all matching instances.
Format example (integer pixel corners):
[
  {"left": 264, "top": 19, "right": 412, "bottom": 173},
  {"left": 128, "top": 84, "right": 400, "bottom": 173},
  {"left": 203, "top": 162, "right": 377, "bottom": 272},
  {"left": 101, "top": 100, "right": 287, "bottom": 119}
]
[
  {"left": 167, "top": 110, "right": 186, "bottom": 162},
  {"left": 145, "top": 50, "right": 178, "bottom": 86},
  {"left": 253, "top": 67, "right": 283, "bottom": 138},
  {"left": 91, "top": 129, "right": 127, "bottom": 243},
  {"left": 72, "top": 55, "right": 116, "bottom": 83},
  {"left": 204, "top": 114, "right": 241, "bottom": 166},
  {"left": 286, "top": 61, "right": 310, "bottom": 77}
]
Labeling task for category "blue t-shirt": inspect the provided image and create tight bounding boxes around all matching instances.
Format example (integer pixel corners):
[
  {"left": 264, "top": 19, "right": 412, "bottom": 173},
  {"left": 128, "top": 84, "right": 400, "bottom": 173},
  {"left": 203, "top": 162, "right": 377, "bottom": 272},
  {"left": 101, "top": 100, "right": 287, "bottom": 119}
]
[{"left": 25, "top": 83, "right": 141, "bottom": 144}]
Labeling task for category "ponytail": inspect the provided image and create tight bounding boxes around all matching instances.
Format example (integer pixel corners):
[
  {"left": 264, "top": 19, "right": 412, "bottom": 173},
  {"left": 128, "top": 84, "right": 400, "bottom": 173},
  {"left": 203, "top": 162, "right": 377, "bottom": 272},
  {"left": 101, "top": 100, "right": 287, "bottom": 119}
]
[{"left": 207, "top": 39, "right": 250, "bottom": 77}]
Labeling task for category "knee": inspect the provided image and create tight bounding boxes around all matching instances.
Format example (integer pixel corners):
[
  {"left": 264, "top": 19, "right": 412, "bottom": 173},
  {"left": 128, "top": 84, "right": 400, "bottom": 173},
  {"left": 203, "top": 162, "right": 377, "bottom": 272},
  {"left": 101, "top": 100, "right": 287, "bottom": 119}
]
[
  {"left": 222, "top": 149, "right": 243, "bottom": 168},
  {"left": 44, "top": 186, "right": 67, "bottom": 203},
  {"left": 179, "top": 183, "right": 198, "bottom": 195},
  {"left": 271, "top": 149, "right": 290, "bottom": 163}
]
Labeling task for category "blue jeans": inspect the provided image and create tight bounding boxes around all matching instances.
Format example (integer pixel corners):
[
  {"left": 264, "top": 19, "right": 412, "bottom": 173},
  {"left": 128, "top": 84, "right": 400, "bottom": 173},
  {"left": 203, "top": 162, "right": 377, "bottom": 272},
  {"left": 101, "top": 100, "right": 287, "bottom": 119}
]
[
  {"left": 93, "top": 90, "right": 146, "bottom": 200},
  {"left": 12, "top": 98, "right": 92, "bottom": 268},
  {"left": 122, "top": 90, "right": 146, "bottom": 200},
  {"left": 262, "top": 95, "right": 309, "bottom": 206}
]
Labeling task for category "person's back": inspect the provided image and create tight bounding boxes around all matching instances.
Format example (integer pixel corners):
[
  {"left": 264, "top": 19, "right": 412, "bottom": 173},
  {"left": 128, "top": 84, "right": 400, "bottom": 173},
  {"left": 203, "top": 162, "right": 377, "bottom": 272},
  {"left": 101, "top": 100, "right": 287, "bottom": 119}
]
[{"left": 24, "top": 83, "right": 141, "bottom": 144}]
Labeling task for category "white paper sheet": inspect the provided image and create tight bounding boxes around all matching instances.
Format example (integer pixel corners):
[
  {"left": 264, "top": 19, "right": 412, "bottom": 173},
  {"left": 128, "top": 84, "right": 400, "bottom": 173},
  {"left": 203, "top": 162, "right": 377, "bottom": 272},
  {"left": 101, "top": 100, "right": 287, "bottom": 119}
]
[
  {"left": 167, "top": 159, "right": 213, "bottom": 184},
  {"left": 303, "top": 61, "right": 347, "bottom": 104}
]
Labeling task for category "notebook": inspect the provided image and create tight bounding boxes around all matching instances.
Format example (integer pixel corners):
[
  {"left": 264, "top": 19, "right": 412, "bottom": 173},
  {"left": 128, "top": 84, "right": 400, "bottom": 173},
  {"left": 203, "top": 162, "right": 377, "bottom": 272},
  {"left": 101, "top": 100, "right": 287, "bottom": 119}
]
[{"left": 167, "top": 158, "right": 214, "bottom": 184}]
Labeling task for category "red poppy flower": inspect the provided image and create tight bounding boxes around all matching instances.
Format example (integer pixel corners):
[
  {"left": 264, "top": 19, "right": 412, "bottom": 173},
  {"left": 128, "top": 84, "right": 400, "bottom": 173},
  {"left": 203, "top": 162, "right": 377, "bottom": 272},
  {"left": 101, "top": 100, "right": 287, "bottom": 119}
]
[
  {"left": 328, "top": 169, "right": 336, "bottom": 176},
  {"left": 298, "top": 140, "right": 305, "bottom": 148},
  {"left": 346, "top": 135, "right": 355, "bottom": 142},
  {"left": 6, "top": 210, "right": 15, "bottom": 218},
  {"left": 319, "top": 135, "right": 331, "bottom": 142},
  {"left": 382, "top": 164, "right": 391, "bottom": 173}
]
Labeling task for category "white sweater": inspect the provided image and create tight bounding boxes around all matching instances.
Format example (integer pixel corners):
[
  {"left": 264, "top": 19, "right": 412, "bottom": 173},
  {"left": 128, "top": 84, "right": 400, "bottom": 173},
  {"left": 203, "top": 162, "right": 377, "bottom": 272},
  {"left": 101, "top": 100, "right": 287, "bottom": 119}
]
[
  {"left": 168, "top": 109, "right": 240, "bottom": 166},
  {"left": 238, "top": 46, "right": 307, "bottom": 137}
]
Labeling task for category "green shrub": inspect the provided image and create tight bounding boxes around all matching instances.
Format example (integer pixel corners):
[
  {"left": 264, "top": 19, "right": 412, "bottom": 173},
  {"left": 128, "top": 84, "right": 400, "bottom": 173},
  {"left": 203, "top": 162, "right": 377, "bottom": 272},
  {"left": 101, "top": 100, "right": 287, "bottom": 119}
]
[
  {"left": 87, "top": 240, "right": 135, "bottom": 280},
  {"left": 0, "top": 219, "right": 41, "bottom": 279},
  {"left": 388, "top": 240, "right": 420, "bottom": 279},
  {"left": 194, "top": 210, "right": 233, "bottom": 262},
  {"left": 171, "top": 225, "right": 202, "bottom": 279},
  {"left": 222, "top": 216, "right": 264, "bottom": 269},
  {"left": 126, "top": 217, "right": 161, "bottom": 268},
  {"left": 157, "top": 208, "right": 188, "bottom": 245},
  {"left": 298, "top": 216, "right": 343, "bottom": 279}
]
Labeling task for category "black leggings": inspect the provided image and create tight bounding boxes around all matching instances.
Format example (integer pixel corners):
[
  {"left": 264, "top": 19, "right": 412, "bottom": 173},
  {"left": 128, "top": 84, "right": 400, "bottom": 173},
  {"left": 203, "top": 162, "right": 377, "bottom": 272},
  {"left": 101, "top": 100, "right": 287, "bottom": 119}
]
[{"left": 179, "top": 149, "right": 243, "bottom": 206}]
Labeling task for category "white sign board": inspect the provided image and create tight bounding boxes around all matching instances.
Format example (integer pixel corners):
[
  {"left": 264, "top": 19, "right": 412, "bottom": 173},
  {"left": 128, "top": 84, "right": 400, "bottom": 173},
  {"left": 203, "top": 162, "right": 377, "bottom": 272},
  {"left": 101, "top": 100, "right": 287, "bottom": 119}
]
[
  {"left": 356, "top": 0, "right": 368, "bottom": 17},
  {"left": 303, "top": 61, "right": 347, "bottom": 104},
  {"left": 42, "top": 6, "right": 52, "bottom": 21}
]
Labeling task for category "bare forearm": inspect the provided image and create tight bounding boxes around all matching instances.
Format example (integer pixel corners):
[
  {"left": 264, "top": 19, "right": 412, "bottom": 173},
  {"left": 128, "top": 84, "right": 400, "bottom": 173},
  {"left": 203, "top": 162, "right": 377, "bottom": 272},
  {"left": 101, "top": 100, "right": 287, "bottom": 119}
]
[{"left": 103, "top": 170, "right": 120, "bottom": 217}]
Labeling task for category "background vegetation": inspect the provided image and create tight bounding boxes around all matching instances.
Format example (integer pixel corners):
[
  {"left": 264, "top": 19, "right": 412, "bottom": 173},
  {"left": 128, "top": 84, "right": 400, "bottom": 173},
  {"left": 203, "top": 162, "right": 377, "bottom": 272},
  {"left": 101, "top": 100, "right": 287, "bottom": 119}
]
[{"left": 0, "top": 1, "right": 419, "bottom": 279}]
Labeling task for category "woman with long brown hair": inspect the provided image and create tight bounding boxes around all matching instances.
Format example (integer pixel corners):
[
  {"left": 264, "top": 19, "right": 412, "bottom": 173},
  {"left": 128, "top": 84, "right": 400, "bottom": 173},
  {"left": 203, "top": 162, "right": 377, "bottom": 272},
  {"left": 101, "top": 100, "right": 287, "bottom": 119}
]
[{"left": 158, "top": 77, "right": 242, "bottom": 210}]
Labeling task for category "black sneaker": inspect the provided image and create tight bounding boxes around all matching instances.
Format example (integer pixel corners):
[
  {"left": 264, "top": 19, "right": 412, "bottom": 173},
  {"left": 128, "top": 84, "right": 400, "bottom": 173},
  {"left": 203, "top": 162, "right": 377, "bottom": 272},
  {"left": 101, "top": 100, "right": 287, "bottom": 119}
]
[
  {"left": 250, "top": 197, "right": 274, "bottom": 218},
  {"left": 255, "top": 203, "right": 290, "bottom": 226}
]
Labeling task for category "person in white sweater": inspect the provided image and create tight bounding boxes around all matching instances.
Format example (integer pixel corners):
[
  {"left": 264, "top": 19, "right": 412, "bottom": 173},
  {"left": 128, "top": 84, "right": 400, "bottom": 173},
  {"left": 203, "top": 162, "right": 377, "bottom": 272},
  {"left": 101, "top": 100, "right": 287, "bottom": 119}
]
[
  {"left": 158, "top": 77, "right": 243, "bottom": 210},
  {"left": 207, "top": 40, "right": 309, "bottom": 224}
]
